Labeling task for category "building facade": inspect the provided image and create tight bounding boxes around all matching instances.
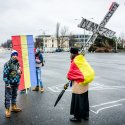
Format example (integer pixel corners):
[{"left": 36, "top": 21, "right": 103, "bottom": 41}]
[
  {"left": 35, "top": 34, "right": 90, "bottom": 52},
  {"left": 71, "top": 34, "right": 90, "bottom": 48},
  {"left": 35, "top": 35, "right": 69, "bottom": 52}
]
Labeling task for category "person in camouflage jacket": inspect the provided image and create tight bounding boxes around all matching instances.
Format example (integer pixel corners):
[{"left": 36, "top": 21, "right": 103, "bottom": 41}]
[{"left": 3, "top": 50, "right": 22, "bottom": 118}]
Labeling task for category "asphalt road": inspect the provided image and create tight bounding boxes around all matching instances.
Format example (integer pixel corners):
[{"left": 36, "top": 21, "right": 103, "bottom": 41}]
[{"left": 0, "top": 51, "right": 125, "bottom": 125}]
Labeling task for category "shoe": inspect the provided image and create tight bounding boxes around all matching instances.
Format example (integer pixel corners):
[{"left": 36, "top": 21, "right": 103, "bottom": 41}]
[
  {"left": 40, "top": 88, "right": 44, "bottom": 93},
  {"left": 5, "top": 108, "right": 11, "bottom": 118},
  {"left": 11, "top": 104, "right": 22, "bottom": 112},
  {"left": 32, "top": 86, "right": 39, "bottom": 91},
  {"left": 82, "top": 112, "right": 89, "bottom": 120},
  {"left": 70, "top": 117, "right": 81, "bottom": 122}
]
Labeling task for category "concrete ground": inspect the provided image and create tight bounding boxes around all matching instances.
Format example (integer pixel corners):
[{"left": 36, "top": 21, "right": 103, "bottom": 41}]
[{"left": 0, "top": 51, "right": 125, "bottom": 125}]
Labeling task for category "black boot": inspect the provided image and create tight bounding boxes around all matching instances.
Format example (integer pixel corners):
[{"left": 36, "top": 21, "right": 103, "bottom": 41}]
[
  {"left": 82, "top": 112, "right": 89, "bottom": 120},
  {"left": 70, "top": 116, "right": 81, "bottom": 122}
]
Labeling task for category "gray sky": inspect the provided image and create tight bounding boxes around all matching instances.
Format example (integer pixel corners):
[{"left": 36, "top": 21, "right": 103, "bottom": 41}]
[{"left": 0, "top": 0, "right": 125, "bottom": 44}]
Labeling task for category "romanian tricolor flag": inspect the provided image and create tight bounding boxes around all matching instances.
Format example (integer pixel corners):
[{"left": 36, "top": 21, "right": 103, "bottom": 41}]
[
  {"left": 67, "top": 54, "right": 95, "bottom": 85},
  {"left": 12, "top": 35, "right": 37, "bottom": 90}
]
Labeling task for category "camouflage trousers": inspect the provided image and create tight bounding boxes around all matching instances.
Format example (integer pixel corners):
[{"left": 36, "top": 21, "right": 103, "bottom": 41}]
[{"left": 5, "top": 84, "right": 19, "bottom": 108}]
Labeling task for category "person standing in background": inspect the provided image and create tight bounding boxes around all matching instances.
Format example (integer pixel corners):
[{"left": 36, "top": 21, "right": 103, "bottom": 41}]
[{"left": 32, "top": 48, "right": 44, "bottom": 92}]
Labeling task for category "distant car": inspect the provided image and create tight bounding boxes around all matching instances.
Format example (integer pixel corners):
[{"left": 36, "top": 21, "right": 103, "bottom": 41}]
[
  {"left": 63, "top": 48, "right": 70, "bottom": 52},
  {"left": 55, "top": 48, "right": 63, "bottom": 52},
  {"left": 44, "top": 48, "right": 56, "bottom": 53}
]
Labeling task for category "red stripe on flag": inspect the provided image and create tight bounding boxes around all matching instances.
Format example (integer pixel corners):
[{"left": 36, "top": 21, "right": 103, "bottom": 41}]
[
  {"left": 12, "top": 36, "right": 25, "bottom": 90},
  {"left": 67, "top": 60, "right": 84, "bottom": 83}
]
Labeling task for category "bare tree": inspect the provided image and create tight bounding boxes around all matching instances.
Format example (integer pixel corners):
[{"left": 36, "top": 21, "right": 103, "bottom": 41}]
[
  {"left": 68, "top": 33, "right": 76, "bottom": 48},
  {"left": 60, "top": 26, "right": 69, "bottom": 48},
  {"left": 56, "top": 22, "right": 60, "bottom": 48},
  {"left": 119, "top": 32, "right": 125, "bottom": 48},
  {"left": 1, "top": 39, "right": 12, "bottom": 48},
  {"left": 35, "top": 38, "right": 43, "bottom": 48}
]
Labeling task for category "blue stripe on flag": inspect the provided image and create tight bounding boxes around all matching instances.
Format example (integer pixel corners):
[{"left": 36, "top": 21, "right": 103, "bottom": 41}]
[{"left": 27, "top": 35, "right": 37, "bottom": 86}]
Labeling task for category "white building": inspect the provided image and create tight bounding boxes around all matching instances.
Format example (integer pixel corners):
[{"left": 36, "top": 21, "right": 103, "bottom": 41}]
[
  {"left": 35, "top": 35, "right": 69, "bottom": 52},
  {"left": 35, "top": 34, "right": 91, "bottom": 52}
]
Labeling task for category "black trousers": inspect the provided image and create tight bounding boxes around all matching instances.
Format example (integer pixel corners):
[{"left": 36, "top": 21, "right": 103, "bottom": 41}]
[{"left": 70, "top": 91, "right": 89, "bottom": 119}]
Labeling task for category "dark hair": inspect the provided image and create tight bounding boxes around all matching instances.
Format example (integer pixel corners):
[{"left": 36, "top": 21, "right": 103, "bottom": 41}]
[{"left": 70, "top": 47, "right": 78, "bottom": 54}]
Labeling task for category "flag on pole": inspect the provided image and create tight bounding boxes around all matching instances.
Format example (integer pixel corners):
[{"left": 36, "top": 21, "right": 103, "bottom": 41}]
[{"left": 12, "top": 35, "right": 37, "bottom": 90}]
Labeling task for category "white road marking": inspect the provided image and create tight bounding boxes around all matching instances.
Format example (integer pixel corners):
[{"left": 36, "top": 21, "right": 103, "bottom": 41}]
[
  {"left": 48, "top": 82, "right": 125, "bottom": 92},
  {"left": 48, "top": 83, "right": 125, "bottom": 115},
  {"left": 90, "top": 104, "right": 122, "bottom": 114},
  {"left": 48, "top": 87, "right": 59, "bottom": 92},
  {"left": 90, "top": 98, "right": 125, "bottom": 114},
  {"left": 55, "top": 87, "right": 61, "bottom": 91},
  {"left": 91, "top": 98, "right": 125, "bottom": 108}
]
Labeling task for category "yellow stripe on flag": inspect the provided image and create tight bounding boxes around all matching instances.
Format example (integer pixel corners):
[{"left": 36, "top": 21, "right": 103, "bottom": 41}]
[
  {"left": 74, "top": 55, "right": 95, "bottom": 85},
  {"left": 21, "top": 35, "right": 31, "bottom": 88}
]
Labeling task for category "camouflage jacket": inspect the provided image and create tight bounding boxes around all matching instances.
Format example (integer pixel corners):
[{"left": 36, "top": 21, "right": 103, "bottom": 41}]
[{"left": 3, "top": 58, "right": 21, "bottom": 86}]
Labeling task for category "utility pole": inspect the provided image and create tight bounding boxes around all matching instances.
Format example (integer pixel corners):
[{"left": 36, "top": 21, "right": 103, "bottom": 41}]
[{"left": 56, "top": 22, "right": 60, "bottom": 49}]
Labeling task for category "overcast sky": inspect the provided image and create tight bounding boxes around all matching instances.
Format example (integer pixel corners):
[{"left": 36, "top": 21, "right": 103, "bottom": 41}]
[{"left": 0, "top": 0, "right": 125, "bottom": 44}]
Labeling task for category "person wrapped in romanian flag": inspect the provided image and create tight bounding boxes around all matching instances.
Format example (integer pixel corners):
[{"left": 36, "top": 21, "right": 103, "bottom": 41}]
[{"left": 67, "top": 47, "right": 95, "bottom": 122}]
